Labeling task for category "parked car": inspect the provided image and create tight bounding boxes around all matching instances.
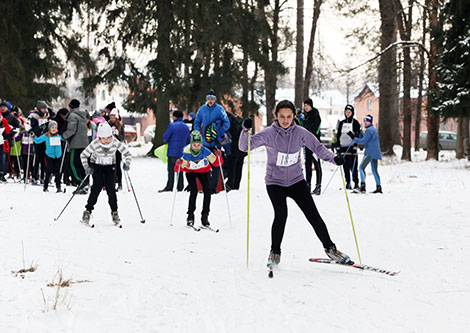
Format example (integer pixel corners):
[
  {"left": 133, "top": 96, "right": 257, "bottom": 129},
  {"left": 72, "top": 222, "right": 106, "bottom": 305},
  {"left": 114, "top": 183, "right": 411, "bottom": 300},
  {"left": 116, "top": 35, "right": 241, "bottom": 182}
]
[
  {"left": 419, "top": 131, "right": 457, "bottom": 150},
  {"left": 144, "top": 125, "right": 156, "bottom": 143},
  {"left": 320, "top": 128, "right": 333, "bottom": 149},
  {"left": 124, "top": 124, "right": 137, "bottom": 143}
]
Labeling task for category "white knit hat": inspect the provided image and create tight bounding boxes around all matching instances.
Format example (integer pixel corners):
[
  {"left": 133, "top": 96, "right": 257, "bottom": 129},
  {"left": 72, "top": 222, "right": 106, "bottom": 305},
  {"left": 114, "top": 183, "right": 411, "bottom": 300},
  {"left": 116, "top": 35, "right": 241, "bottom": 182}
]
[
  {"left": 110, "top": 108, "right": 119, "bottom": 117},
  {"left": 98, "top": 122, "right": 113, "bottom": 138}
]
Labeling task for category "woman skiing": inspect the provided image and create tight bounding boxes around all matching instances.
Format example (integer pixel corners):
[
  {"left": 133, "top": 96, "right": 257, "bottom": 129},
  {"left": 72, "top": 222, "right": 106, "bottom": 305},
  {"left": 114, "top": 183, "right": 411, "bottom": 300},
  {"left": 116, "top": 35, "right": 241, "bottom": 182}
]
[{"left": 239, "top": 100, "right": 351, "bottom": 267}]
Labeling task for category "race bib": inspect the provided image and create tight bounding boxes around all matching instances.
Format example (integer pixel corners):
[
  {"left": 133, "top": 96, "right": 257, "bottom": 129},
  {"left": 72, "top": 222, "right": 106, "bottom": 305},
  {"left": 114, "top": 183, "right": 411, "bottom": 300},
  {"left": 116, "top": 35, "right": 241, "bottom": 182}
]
[
  {"left": 189, "top": 159, "right": 208, "bottom": 170},
  {"left": 96, "top": 156, "right": 113, "bottom": 165},
  {"left": 38, "top": 118, "right": 48, "bottom": 126},
  {"left": 50, "top": 137, "right": 61, "bottom": 146},
  {"left": 276, "top": 151, "right": 300, "bottom": 167},
  {"left": 22, "top": 136, "right": 33, "bottom": 144},
  {"left": 340, "top": 123, "right": 353, "bottom": 147}
]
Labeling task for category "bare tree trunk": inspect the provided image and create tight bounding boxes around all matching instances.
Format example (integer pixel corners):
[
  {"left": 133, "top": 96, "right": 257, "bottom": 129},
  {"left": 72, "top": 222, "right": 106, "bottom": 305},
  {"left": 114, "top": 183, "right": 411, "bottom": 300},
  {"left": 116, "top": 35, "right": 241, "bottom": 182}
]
[
  {"left": 242, "top": 48, "right": 250, "bottom": 118},
  {"left": 415, "top": 3, "right": 427, "bottom": 150},
  {"left": 378, "top": 0, "right": 399, "bottom": 156},
  {"left": 394, "top": 0, "right": 414, "bottom": 161},
  {"left": 303, "top": 0, "right": 323, "bottom": 100},
  {"left": 456, "top": 118, "right": 465, "bottom": 159},
  {"left": 463, "top": 117, "right": 470, "bottom": 160},
  {"left": 153, "top": 0, "right": 172, "bottom": 148},
  {"left": 426, "top": 0, "right": 440, "bottom": 160},
  {"left": 295, "top": 0, "right": 304, "bottom": 109}
]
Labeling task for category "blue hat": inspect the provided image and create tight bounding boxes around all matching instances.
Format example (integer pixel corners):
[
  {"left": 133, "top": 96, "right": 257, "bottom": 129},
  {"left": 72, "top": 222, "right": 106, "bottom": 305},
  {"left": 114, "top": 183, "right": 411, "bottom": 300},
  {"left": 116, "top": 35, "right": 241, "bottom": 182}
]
[
  {"left": 6, "top": 101, "right": 12, "bottom": 111},
  {"left": 206, "top": 89, "right": 217, "bottom": 101},
  {"left": 364, "top": 114, "right": 373, "bottom": 123},
  {"left": 189, "top": 112, "right": 195, "bottom": 118}
]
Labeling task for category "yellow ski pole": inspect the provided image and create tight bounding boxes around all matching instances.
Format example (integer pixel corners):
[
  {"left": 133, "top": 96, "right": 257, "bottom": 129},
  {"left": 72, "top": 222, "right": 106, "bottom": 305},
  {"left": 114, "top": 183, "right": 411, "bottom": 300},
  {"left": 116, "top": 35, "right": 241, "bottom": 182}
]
[
  {"left": 339, "top": 165, "right": 362, "bottom": 264},
  {"left": 246, "top": 129, "right": 251, "bottom": 267}
]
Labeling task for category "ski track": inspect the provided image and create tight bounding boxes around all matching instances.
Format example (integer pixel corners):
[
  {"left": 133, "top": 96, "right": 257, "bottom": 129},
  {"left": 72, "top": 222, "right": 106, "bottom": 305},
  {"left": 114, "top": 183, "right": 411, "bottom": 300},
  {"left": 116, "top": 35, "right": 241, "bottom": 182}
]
[{"left": 0, "top": 147, "right": 469, "bottom": 332}]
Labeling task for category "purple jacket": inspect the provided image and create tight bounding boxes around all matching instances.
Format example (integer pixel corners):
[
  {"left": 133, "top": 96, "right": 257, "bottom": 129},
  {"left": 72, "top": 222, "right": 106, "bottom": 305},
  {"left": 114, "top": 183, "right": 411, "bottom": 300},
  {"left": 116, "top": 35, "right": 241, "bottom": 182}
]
[{"left": 239, "top": 121, "right": 336, "bottom": 187}]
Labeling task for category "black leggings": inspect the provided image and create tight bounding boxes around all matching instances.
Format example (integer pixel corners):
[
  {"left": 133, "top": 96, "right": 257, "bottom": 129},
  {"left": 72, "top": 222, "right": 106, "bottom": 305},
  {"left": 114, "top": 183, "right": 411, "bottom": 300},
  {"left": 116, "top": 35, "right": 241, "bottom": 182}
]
[
  {"left": 343, "top": 154, "right": 359, "bottom": 186},
  {"left": 266, "top": 180, "right": 334, "bottom": 254},
  {"left": 44, "top": 156, "right": 61, "bottom": 189},
  {"left": 85, "top": 164, "right": 118, "bottom": 212},
  {"left": 186, "top": 172, "right": 211, "bottom": 215},
  {"left": 304, "top": 148, "right": 322, "bottom": 187}
]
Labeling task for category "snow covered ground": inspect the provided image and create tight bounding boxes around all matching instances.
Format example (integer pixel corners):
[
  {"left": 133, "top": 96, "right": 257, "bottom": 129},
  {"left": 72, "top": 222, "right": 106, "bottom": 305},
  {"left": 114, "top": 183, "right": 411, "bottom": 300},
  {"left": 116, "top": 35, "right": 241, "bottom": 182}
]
[{"left": 1, "top": 146, "right": 469, "bottom": 332}]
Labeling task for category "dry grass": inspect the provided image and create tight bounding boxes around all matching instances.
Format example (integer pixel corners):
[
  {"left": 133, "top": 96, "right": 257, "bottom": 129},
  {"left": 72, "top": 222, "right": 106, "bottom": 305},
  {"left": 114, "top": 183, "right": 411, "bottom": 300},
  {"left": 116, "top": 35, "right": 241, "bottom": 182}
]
[{"left": 11, "top": 265, "right": 37, "bottom": 278}]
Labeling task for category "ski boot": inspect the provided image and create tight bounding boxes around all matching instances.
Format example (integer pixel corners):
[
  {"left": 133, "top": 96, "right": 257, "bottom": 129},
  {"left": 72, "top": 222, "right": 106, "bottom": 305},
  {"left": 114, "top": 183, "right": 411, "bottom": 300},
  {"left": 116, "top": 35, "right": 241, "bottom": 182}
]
[
  {"left": 371, "top": 185, "right": 382, "bottom": 194},
  {"left": 111, "top": 211, "right": 121, "bottom": 225},
  {"left": 187, "top": 212, "right": 195, "bottom": 227},
  {"left": 312, "top": 184, "right": 321, "bottom": 195},
  {"left": 81, "top": 210, "right": 91, "bottom": 224},
  {"left": 267, "top": 251, "right": 281, "bottom": 267},
  {"left": 324, "top": 245, "right": 351, "bottom": 264},
  {"left": 43, "top": 187, "right": 49, "bottom": 192},
  {"left": 201, "top": 213, "right": 210, "bottom": 227}
]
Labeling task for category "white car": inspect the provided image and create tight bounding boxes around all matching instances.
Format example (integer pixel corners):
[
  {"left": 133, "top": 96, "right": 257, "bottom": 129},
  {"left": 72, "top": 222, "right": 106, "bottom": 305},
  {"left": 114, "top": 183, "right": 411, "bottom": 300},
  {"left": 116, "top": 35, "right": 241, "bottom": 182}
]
[{"left": 144, "top": 125, "right": 156, "bottom": 143}]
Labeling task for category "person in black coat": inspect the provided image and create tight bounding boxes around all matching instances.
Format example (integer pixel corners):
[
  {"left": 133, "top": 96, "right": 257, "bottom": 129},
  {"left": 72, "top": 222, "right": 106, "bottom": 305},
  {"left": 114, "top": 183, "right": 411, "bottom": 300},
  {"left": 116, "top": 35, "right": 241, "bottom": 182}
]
[
  {"left": 225, "top": 111, "right": 247, "bottom": 191},
  {"left": 302, "top": 98, "right": 323, "bottom": 195},
  {"left": 336, "top": 104, "right": 361, "bottom": 190}
]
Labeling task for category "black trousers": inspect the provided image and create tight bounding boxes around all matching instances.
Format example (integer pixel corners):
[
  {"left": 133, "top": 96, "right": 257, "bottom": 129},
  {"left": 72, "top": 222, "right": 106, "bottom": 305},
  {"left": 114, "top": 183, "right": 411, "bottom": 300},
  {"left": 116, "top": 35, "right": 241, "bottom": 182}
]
[
  {"left": 115, "top": 151, "right": 122, "bottom": 186},
  {"left": 266, "top": 180, "right": 335, "bottom": 254},
  {"left": 226, "top": 154, "right": 245, "bottom": 190},
  {"left": 343, "top": 154, "right": 359, "bottom": 186},
  {"left": 304, "top": 148, "right": 322, "bottom": 187},
  {"left": 85, "top": 164, "right": 118, "bottom": 212},
  {"left": 186, "top": 172, "right": 211, "bottom": 215},
  {"left": 44, "top": 156, "right": 61, "bottom": 189},
  {"left": 70, "top": 148, "right": 86, "bottom": 183},
  {"left": 166, "top": 156, "right": 184, "bottom": 191}
]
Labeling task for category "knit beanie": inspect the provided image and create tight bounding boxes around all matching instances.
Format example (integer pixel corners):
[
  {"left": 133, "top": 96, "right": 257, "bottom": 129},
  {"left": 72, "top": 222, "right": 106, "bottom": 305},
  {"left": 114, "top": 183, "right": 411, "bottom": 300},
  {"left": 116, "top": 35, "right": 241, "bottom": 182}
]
[
  {"left": 37, "top": 101, "right": 47, "bottom": 110},
  {"left": 173, "top": 110, "right": 183, "bottom": 118},
  {"left": 98, "top": 122, "right": 113, "bottom": 138},
  {"left": 364, "top": 114, "right": 373, "bottom": 124},
  {"left": 48, "top": 120, "right": 58, "bottom": 129},
  {"left": 190, "top": 130, "right": 203, "bottom": 144},
  {"left": 69, "top": 99, "right": 80, "bottom": 109},
  {"left": 206, "top": 89, "right": 217, "bottom": 101},
  {"left": 304, "top": 98, "right": 313, "bottom": 109},
  {"left": 345, "top": 104, "right": 355, "bottom": 115}
]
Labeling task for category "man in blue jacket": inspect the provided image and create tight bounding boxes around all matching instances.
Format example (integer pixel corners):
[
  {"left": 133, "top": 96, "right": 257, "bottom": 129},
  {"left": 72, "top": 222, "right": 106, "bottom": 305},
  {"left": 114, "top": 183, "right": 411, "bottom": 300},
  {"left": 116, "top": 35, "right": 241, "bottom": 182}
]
[
  {"left": 159, "top": 110, "right": 190, "bottom": 192},
  {"left": 194, "top": 89, "right": 230, "bottom": 193},
  {"left": 348, "top": 114, "right": 382, "bottom": 194}
]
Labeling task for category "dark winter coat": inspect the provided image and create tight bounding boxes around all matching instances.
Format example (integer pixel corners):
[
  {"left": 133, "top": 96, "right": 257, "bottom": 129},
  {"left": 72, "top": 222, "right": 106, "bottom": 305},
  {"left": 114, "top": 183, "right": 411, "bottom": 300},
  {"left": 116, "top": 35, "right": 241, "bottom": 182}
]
[
  {"left": 2, "top": 110, "right": 21, "bottom": 129},
  {"left": 62, "top": 108, "right": 89, "bottom": 149},
  {"left": 336, "top": 111, "right": 361, "bottom": 154},
  {"left": 303, "top": 107, "right": 321, "bottom": 140},
  {"left": 163, "top": 118, "right": 191, "bottom": 158}
]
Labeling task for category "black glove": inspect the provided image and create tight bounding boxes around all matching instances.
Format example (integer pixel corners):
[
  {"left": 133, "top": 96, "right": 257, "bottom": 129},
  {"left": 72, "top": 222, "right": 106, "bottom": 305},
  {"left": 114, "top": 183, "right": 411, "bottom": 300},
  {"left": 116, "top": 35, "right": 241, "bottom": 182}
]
[
  {"left": 334, "top": 154, "right": 345, "bottom": 166},
  {"left": 243, "top": 118, "right": 253, "bottom": 129},
  {"left": 123, "top": 163, "right": 130, "bottom": 171},
  {"left": 347, "top": 131, "right": 355, "bottom": 139},
  {"left": 85, "top": 167, "right": 94, "bottom": 175}
]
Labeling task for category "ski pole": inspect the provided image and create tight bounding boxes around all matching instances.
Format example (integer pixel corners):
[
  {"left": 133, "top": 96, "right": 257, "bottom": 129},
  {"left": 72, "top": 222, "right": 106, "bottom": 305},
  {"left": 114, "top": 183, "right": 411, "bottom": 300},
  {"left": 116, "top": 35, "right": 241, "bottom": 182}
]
[
  {"left": 246, "top": 129, "right": 251, "bottom": 268},
  {"left": 216, "top": 152, "right": 232, "bottom": 228},
  {"left": 24, "top": 134, "right": 33, "bottom": 191},
  {"left": 59, "top": 141, "right": 68, "bottom": 175},
  {"left": 125, "top": 170, "right": 146, "bottom": 223},
  {"left": 323, "top": 141, "right": 354, "bottom": 194},
  {"left": 169, "top": 164, "right": 181, "bottom": 226},
  {"left": 54, "top": 174, "right": 90, "bottom": 221},
  {"left": 123, "top": 163, "right": 131, "bottom": 192},
  {"left": 339, "top": 165, "right": 362, "bottom": 264}
]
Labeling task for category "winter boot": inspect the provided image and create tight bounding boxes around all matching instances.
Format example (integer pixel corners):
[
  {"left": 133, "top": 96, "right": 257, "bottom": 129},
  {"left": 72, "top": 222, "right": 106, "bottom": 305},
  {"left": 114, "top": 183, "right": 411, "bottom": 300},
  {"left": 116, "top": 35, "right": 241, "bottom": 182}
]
[
  {"left": 56, "top": 185, "right": 62, "bottom": 193},
  {"left": 201, "top": 213, "right": 210, "bottom": 227},
  {"left": 111, "top": 211, "right": 121, "bottom": 225},
  {"left": 359, "top": 182, "right": 366, "bottom": 193},
  {"left": 0, "top": 173, "right": 7, "bottom": 183},
  {"left": 371, "top": 185, "right": 382, "bottom": 194},
  {"left": 312, "top": 184, "right": 321, "bottom": 195},
  {"left": 345, "top": 182, "right": 351, "bottom": 190},
  {"left": 267, "top": 251, "right": 281, "bottom": 267},
  {"left": 187, "top": 212, "right": 195, "bottom": 226},
  {"left": 353, "top": 182, "right": 360, "bottom": 191},
  {"left": 81, "top": 210, "right": 91, "bottom": 224},
  {"left": 43, "top": 187, "right": 49, "bottom": 192},
  {"left": 324, "top": 245, "right": 351, "bottom": 264}
]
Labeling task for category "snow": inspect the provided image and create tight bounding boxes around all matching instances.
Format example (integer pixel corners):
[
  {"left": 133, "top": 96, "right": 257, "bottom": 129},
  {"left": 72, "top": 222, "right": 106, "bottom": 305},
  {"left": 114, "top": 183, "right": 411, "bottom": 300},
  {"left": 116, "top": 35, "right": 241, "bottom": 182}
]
[{"left": 1, "top": 145, "right": 470, "bottom": 332}]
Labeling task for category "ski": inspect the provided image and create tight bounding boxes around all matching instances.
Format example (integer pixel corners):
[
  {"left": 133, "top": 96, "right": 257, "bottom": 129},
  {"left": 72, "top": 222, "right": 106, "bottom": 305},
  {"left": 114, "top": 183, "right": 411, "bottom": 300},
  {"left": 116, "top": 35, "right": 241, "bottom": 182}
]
[
  {"left": 186, "top": 225, "right": 200, "bottom": 232},
  {"left": 309, "top": 258, "right": 399, "bottom": 276},
  {"left": 200, "top": 225, "right": 219, "bottom": 233},
  {"left": 80, "top": 221, "right": 95, "bottom": 228}
]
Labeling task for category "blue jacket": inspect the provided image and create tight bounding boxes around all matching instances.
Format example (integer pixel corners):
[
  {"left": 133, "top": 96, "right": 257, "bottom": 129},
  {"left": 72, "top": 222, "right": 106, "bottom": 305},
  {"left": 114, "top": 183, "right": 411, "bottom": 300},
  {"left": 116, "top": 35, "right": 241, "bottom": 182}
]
[
  {"left": 33, "top": 134, "right": 64, "bottom": 158},
  {"left": 163, "top": 118, "right": 190, "bottom": 157},
  {"left": 194, "top": 102, "right": 230, "bottom": 148},
  {"left": 353, "top": 125, "right": 382, "bottom": 160}
]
